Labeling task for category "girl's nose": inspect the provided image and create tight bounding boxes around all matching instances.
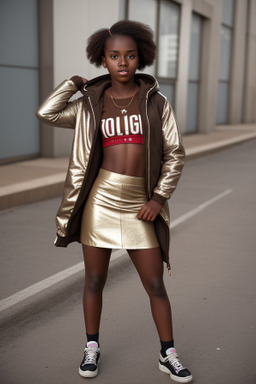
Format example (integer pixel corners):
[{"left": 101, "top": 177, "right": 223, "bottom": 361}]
[{"left": 119, "top": 56, "right": 127, "bottom": 66}]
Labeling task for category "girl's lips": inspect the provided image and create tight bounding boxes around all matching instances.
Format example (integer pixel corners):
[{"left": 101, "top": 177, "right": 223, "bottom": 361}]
[{"left": 118, "top": 70, "right": 129, "bottom": 75}]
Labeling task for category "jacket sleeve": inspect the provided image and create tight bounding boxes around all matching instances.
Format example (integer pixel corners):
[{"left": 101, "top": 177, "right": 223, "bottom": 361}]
[
  {"left": 36, "top": 79, "right": 81, "bottom": 128},
  {"left": 152, "top": 99, "right": 185, "bottom": 205}
]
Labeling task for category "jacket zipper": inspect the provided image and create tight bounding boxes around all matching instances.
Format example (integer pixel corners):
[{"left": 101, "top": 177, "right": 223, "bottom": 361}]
[
  {"left": 85, "top": 96, "right": 98, "bottom": 175},
  {"left": 145, "top": 84, "right": 155, "bottom": 197},
  {"left": 88, "top": 96, "right": 97, "bottom": 132},
  {"left": 166, "top": 225, "right": 171, "bottom": 276},
  {"left": 145, "top": 84, "right": 171, "bottom": 276}
]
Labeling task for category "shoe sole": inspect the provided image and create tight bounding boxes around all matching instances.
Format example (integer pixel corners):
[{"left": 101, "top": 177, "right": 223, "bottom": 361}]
[
  {"left": 159, "top": 362, "right": 193, "bottom": 383},
  {"left": 78, "top": 367, "right": 98, "bottom": 378}
]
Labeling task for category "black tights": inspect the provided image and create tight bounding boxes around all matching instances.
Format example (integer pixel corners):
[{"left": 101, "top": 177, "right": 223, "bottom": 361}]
[{"left": 82, "top": 244, "right": 173, "bottom": 341}]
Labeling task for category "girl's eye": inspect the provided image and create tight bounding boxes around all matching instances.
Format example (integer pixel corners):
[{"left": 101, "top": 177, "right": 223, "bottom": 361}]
[{"left": 111, "top": 55, "right": 118, "bottom": 59}]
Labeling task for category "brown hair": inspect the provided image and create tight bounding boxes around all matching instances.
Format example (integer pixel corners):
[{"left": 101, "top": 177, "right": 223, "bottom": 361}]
[{"left": 86, "top": 20, "right": 156, "bottom": 70}]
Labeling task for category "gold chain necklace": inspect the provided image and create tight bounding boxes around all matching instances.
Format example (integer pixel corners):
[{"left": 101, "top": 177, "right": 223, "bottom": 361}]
[{"left": 110, "top": 86, "right": 137, "bottom": 108}]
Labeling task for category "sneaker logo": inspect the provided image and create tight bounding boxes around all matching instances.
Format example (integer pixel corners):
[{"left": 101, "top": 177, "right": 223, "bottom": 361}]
[
  {"left": 166, "top": 347, "right": 176, "bottom": 355},
  {"left": 87, "top": 342, "right": 98, "bottom": 348}
]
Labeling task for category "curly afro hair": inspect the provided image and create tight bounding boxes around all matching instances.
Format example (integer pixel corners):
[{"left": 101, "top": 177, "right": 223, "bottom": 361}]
[{"left": 86, "top": 20, "right": 156, "bottom": 70}]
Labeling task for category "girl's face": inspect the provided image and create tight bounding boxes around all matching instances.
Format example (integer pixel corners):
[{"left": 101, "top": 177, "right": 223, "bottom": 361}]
[{"left": 102, "top": 35, "right": 139, "bottom": 84}]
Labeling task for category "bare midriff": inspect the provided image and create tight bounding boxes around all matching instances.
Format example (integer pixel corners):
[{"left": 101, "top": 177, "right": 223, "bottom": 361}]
[
  {"left": 101, "top": 143, "right": 145, "bottom": 177},
  {"left": 100, "top": 89, "right": 145, "bottom": 177}
]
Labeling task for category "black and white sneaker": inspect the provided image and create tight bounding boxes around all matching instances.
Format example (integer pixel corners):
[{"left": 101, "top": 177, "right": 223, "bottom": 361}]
[
  {"left": 159, "top": 348, "right": 192, "bottom": 383},
  {"left": 79, "top": 341, "right": 100, "bottom": 378}
]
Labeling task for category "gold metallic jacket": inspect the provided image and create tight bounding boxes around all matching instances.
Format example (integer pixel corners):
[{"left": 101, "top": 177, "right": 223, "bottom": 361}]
[{"left": 36, "top": 74, "right": 185, "bottom": 273}]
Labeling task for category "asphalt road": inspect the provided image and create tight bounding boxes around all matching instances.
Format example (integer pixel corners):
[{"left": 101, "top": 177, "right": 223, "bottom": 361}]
[{"left": 1, "top": 140, "right": 256, "bottom": 384}]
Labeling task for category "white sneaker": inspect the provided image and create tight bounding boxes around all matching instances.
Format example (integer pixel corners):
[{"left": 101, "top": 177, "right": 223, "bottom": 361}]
[
  {"left": 79, "top": 341, "right": 100, "bottom": 378},
  {"left": 159, "top": 348, "right": 192, "bottom": 383}
]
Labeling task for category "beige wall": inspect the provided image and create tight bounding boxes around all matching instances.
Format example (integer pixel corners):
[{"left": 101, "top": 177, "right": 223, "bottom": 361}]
[
  {"left": 39, "top": 0, "right": 123, "bottom": 157},
  {"left": 198, "top": 0, "right": 222, "bottom": 133},
  {"left": 53, "top": 0, "right": 121, "bottom": 85},
  {"left": 52, "top": 0, "right": 123, "bottom": 157}
]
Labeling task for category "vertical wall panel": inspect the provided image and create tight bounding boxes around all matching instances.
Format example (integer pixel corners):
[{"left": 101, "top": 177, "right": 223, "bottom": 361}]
[
  {"left": 216, "top": 0, "right": 234, "bottom": 124},
  {"left": 186, "top": 13, "right": 202, "bottom": 133},
  {"left": 0, "top": 0, "right": 39, "bottom": 162}
]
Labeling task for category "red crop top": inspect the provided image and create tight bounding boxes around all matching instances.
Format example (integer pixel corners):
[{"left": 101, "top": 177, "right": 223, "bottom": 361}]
[{"left": 101, "top": 91, "right": 143, "bottom": 148}]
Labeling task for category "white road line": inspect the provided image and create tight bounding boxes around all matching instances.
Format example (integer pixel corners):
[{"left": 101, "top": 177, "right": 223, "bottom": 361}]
[
  {"left": 0, "top": 189, "right": 232, "bottom": 312},
  {"left": 0, "top": 250, "right": 127, "bottom": 313},
  {"left": 0, "top": 262, "right": 84, "bottom": 312},
  {"left": 170, "top": 189, "right": 232, "bottom": 228}
]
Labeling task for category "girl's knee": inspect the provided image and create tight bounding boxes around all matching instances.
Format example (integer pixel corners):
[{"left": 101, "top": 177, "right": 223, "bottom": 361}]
[
  {"left": 86, "top": 273, "right": 106, "bottom": 293},
  {"left": 146, "top": 278, "right": 167, "bottom": 298}
]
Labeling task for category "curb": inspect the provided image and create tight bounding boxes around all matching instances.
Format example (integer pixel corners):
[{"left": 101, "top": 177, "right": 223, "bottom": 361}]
[
  {"left": 0, "top": 174, "right": 65, "bottom": 211},
  {"left": 184, "top": 131, "right": 256, "bottom": 160},
  {"left": 0, "top": 134, "right": 256, "bottom": 211}
]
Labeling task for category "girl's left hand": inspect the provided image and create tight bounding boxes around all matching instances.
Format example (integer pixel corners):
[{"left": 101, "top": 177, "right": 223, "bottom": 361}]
[{"left": 138, "top": 200, "right": 162, "bottom": 222}]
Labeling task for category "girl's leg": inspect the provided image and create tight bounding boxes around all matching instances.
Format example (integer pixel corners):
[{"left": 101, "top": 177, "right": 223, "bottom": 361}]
[
  {"left": 127, "top": 247, "right": 173, "bottom": 341},
  {"left": 128, "top": 248, "right": 192, "bottom": 382},
  {"left": 82, "top": 244, "right": 111, "bottom": 334}
]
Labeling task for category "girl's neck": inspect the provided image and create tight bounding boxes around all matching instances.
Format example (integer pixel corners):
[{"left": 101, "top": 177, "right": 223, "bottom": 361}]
[{"left": 109, "top": 80, "right": 137, "bottom": 99}]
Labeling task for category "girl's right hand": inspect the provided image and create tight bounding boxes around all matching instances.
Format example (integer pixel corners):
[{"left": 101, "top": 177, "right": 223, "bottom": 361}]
[
  {"left": 70, "top": 75, "right": 88, "bottom": 89},
  {"left": 137, "top": 200, "right": 162, "bottom": 222}
]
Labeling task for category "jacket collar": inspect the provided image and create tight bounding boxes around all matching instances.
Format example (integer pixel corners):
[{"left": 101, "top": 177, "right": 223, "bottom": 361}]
[{"left": 80, "top": 73, "right": 159, "bottom": 104}]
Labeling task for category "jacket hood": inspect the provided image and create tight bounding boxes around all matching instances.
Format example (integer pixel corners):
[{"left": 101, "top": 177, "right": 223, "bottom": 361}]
[{"left": 80, "top": 73, "right": 159, "bottom": 104}]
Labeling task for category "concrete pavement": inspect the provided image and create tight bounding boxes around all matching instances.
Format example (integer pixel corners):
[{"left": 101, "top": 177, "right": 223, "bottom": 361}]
[
  {"left": 1, "top": 124, "right": 256, "bottom": 210},
  {"left": 1, "top": 140, "right": 256, "bottom": 384}
]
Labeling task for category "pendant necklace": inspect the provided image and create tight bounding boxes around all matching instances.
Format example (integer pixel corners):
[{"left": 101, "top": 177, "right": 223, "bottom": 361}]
[{"left": 110, "top": 86, "right": 137, "bottom": 114}]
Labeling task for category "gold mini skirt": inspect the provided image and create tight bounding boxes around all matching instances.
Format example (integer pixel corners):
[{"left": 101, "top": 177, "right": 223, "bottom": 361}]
[{"left": 80, "top": 168, "right": 159, "bottom": 249}]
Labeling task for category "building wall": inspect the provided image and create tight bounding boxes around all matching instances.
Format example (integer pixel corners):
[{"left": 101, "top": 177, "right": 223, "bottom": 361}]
[{"left": 1, "top": 0, "right": 255, "bottom": 162}]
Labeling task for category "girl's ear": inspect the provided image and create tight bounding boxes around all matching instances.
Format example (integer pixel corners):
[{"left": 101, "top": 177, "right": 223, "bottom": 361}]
[{"left": 102, "top": 56, "right": 107, "bottom": 68}]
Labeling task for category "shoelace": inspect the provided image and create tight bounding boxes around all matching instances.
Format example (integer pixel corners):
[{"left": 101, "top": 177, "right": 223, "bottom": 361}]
[
  {"left": 166, "top": 352, "right": 185, "bottom": 373},
  {"left": 82, "top": 347, "right": 98, "bottom": 366}
]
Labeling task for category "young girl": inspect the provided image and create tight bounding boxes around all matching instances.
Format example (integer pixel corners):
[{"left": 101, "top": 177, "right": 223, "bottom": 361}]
[{"left": 36, "top": 20, "right": 192, "bottom": 383}]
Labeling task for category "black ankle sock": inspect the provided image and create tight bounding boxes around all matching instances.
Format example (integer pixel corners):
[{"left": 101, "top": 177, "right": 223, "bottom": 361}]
[
  {"left": 86, "top": 333, "right": 99, "bottom": 344},
  {"left": 160, "top": 340, "right": 174, "bottom": 357}
]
